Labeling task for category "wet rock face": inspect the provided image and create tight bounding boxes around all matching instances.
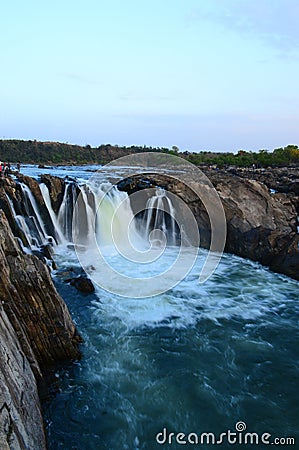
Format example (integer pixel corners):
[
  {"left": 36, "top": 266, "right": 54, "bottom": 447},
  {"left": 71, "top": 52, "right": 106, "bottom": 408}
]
[
  {"left": 0, "top": 176, "right": 83, "bottom": 448},
  {"left": 0, "top": 210, "right": 81, "bottom": 369},
  {"left": 0, "top": 175, "right": 57, "bottom": 247},
  {"left": 0, "top": 176, "right": 28, "bottom": 244},
  {"left": 208, "top": 174, "right": 299, "bottom": 280},
  {"left": 0, "top": 209, "right": 83, "bottom": 447},
  {"left": 0, "top": 306, "right": 47, "bottom": 450},
  {"left": 16, "top": 174, "right": 45, "bottom": 207},
  {"left": 70, "top": 275, "right": 95, "bottom": 293}
]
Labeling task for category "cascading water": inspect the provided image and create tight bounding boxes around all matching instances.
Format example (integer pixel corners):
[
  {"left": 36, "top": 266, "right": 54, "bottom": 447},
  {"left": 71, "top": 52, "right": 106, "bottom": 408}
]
[
  {"left": 93, "top": 183, "right": 142, "bottom": 251},
  {"left": 21, "top": 183, "right": 50, "bottom": 245},
  {"left": 72, "top": 184, "right": 97, "bottom": 248},
  {"left": 39, "top": 183, "right": 66, "bottom": 244},
  {"left": 8, "top": 183, "right": 55, "bottom": 251},
  {"left": 141, "top": 188, "right": 177, "bottom": 246},
  {"left": 13, "top": 178, "right": 191, "bottom": 298},
  {"left": 40, "top": 182, "right": 99, "bottom": 248},
  {"left": 43, "top": 180, "right": 177, "bottom": 254},
  {"left": 21, "top": 177, "right": 180, "bottom": 259},
  {"left": 5, "top": 193, "right": 32, "bottom": 251},
  {"left": 58, "top": 183, "right": 79, "bottom": 242}
]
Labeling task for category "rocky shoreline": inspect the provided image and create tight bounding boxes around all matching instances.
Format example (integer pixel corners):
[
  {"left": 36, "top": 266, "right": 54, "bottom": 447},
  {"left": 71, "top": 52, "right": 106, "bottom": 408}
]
[
  {"left": 0, "top": 166, "right": 298, "bottom": 448},
  {"left": 210, "top": 169, "right": 298, "bottom": 279},
  {"left": 0, "top": 178, "right": 81, "bottom": 448}
]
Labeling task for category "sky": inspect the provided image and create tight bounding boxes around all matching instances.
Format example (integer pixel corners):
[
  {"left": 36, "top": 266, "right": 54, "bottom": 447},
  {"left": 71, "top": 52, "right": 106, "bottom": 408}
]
[{"left": 1, "top": 0, "right": 299, "bottom": 152}]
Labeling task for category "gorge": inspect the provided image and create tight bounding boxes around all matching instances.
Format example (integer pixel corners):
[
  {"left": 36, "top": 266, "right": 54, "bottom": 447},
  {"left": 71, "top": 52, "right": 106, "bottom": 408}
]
[{"left": 0, "top": 162, "right": 298, "bottom": 448}]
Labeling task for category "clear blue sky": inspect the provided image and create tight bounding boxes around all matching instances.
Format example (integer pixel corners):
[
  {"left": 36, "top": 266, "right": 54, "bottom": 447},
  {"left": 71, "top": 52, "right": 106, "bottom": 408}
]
[{"left": 1, "top": 0, "right": 298, "bottom": 152}]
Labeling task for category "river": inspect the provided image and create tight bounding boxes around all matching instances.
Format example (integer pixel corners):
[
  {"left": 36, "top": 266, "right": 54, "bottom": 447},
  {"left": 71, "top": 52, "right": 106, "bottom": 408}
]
[{"left": 19, "top": 164, "right": 298, "bottom": 450}]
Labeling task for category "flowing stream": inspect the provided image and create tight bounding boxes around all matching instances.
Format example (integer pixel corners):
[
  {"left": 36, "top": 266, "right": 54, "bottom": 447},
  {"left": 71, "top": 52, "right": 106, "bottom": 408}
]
[{"left": 15, "top": 165, "right": 299, "bottom": 449}]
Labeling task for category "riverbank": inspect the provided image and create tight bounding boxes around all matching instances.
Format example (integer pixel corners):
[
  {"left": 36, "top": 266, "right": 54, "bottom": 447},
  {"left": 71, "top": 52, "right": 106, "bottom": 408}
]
[{"left": 0, "top": 205, "right": 81, "bottom": 449}]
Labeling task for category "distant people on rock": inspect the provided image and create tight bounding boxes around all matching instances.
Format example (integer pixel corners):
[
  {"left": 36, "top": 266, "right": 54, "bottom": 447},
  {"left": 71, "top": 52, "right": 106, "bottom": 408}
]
[
  {"left": 0, "top": 162, "right": 15, "bottom": 176},
  {"left": 4, "top": 163, "right": 9, "bottom": 176},
  {"left": 17, "top": 161, "right": 21, "bottom": 172}
]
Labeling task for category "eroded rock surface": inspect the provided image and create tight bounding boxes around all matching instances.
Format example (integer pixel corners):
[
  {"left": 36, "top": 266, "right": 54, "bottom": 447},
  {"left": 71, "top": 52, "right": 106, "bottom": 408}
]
[
  {"left": 0, "top": 307, "right": 46, "bottom": 450},
  {"left": 0, "top": 209, "right": 81, "bottom": 449},
  {"left": 118, "top": 170, "right": 299, "bottom": 280},
  {"left": 0, "top": 210, "right": 81, "bottom": 369},
  {"left": 208, "top": 172, "right": 298, "bottom": 280}
]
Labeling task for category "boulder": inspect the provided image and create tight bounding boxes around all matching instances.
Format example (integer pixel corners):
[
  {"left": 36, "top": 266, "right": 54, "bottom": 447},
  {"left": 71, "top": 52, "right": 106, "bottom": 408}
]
[{"left": 70, "top": 275, "right": 95, "bottom": 294}]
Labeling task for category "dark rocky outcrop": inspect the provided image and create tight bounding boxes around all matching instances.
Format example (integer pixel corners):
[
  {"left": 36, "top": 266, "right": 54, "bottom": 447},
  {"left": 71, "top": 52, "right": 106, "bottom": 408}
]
[
  {"left": 118, "top": 170, "right": 299, "bottom": 281},
  {"left": 0, "top": 176, "right": 28, "bottom": 245},
  {"left": 226, "top": 166, "right": 299, "bottom": 196},
  {"left": 70, "top": 275, "right": 95, "bottom": 294},
  {"left": 208, "top": 172, "right": 298, "bottom": 280}
]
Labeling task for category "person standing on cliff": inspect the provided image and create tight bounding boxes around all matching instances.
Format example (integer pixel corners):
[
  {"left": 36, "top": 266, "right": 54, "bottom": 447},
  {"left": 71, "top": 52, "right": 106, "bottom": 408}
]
[
  {"left": 4, "top": 163, "right": 9, "bottom": 176},
  {"left": 0, "top": 162, "right": 3, "bottom": 178}
]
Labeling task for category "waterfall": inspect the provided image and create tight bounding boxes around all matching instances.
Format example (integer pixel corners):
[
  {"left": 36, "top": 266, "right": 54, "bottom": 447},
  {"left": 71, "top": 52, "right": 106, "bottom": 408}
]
[
  {"left": 5, "top": 193, "right": 32, "bottom": 251},
  {"left": 8, "top": 179, "right": 179, "bottom": 259},
  {"left": 40, "top": 182, "right": 80, "bottom": 245},
  {"left": 141, "top": 188, "right": 177, "bottom": 246},
  {"left": 72, "top": 184, "right": 97, "bottom": 248},
  {"left": 20, "top": 184, "right": 50, "bottom": 243},
  {"left": 57, "top": 183, "right": 78, "bottom": 241},
  {"left": 7, "top": 183, "right": 57, "bottom": 251},
  {"left": 72, "top": 182, "right": 143, "bottom": 254},
  {"left": 40, "top": 183, "right": 66, "bottom": 244},
  {"left": 95, "top": 183, "right": 139, "bottom": 249}
]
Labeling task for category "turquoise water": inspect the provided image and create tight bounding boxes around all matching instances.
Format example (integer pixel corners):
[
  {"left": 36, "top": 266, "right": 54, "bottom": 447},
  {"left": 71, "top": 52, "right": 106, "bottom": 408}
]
[{"left": 43, "top": 248, "right": 299, "bottom": 450}]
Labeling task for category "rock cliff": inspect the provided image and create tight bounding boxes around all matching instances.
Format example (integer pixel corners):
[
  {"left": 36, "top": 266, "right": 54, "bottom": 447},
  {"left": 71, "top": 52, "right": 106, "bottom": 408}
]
[
  {"left": 208, "top": 171, "right": 298, "bottom": 280},
  {"left": 117, "top": 169, "right": 299, "bottom": 281},
  {"left": 0, "top": 195, "right": 81, "bottom": 447},
  {"left": 0, "top": 305, "right": 46, "bottom": 450}
]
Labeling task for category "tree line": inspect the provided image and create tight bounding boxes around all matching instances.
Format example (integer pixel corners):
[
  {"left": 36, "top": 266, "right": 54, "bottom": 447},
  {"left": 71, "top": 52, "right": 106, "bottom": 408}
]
[{"left": 0, "top": 139, "right": 298, "bottom": 167}]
